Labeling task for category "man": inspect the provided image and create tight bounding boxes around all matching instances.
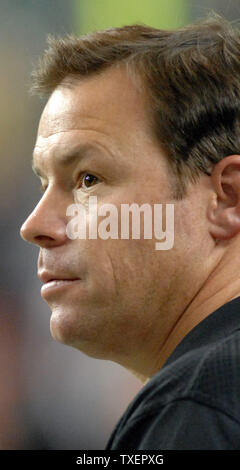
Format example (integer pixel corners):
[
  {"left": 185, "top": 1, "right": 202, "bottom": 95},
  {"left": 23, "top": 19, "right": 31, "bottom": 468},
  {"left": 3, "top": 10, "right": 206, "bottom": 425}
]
[{"left": 20, "top": 13, "right": 240, "bottom": 449}]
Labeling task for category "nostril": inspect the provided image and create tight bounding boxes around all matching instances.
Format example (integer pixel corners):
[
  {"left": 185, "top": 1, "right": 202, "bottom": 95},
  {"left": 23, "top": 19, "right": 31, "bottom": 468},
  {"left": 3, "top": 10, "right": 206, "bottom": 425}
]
[
  {"left": 33, "top": 234, "right": 57, "bottom": 248},
  {"left": 35, "top": 235, "right": 55, "bottom": 242}
]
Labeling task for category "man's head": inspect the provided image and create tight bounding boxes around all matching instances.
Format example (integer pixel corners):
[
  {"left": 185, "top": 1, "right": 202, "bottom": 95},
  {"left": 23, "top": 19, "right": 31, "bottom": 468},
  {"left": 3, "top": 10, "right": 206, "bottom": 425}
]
[{"left": 20, "top": 14, "right": 240, "bottom": 379}]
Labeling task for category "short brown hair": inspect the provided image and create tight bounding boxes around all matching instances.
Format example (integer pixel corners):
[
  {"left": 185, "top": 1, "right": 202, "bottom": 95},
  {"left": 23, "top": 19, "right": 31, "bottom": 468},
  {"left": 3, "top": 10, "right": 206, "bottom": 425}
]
[{"left": 31, "top": 13, "right": 240, "bottom": 198}]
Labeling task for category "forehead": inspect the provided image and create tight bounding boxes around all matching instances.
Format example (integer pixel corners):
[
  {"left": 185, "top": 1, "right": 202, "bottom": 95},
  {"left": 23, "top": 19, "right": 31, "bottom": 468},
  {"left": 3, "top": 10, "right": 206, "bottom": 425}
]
[{"left": 37, "top": 65, "right": 151, "bottom": 142}]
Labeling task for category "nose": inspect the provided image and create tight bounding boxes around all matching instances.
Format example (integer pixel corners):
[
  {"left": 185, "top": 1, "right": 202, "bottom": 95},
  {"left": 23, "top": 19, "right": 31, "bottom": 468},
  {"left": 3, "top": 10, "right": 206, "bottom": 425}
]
[{"left": 20, "top": 187, "right": 68, "bottom": 248}]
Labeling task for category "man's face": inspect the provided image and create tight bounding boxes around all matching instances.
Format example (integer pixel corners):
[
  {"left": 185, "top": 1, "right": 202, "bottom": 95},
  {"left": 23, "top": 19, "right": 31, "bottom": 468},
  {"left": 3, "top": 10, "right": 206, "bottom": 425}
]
[{"left": 20, "top": 66, "right": 210, "bottom": 374}]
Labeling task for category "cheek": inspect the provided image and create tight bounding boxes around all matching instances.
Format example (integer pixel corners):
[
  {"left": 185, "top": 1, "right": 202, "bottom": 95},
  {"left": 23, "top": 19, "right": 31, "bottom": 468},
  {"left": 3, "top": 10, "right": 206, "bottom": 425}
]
[
  {"left": 96, "top": 237, "right": 161, "bottom": 302},
  {"left": 49, "top": 236, "right": 179, "bottom": 356},
  {"left": 75, "top": 236, "right": 153, "bottom": 313}
]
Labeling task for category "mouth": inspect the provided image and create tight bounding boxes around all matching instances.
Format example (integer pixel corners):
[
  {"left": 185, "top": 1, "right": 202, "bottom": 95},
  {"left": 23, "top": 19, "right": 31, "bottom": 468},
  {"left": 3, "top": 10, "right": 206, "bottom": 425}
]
[
  {"left": 38, "top": 271, "right": 82, "bottom": 299},
  {"left": 40, "top": 278, "right": 82, "bottom": 299}
]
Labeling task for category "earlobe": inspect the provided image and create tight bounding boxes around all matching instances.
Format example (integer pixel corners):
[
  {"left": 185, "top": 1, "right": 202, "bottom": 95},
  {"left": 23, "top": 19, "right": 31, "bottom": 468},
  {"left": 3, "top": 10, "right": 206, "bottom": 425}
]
[{"left": 208, "top": 155, "right": 240, "bottom": 241}]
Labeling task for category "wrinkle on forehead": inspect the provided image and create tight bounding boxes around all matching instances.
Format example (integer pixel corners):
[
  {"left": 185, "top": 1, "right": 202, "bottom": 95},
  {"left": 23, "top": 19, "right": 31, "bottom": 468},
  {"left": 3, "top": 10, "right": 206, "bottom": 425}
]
[
  {"left": 33, "top": 128, "right": 119, "bottom": 163},
  {"left": 38, "top": 108, "right": 111, "bottom": 139},
  {"left": 37, "top": 121, "right": 112, "bottom": 141}
]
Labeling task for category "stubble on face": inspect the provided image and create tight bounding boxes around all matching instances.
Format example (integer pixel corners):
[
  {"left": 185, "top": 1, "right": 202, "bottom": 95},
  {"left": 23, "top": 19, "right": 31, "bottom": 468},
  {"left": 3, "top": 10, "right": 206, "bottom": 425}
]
[{"left": 30, "top": 65, "right": 207, "bottom": 375}]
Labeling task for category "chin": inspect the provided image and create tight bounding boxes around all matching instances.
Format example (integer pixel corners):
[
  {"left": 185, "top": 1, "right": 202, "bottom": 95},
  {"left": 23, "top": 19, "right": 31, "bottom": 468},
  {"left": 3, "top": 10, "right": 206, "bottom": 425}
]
[
  {"left": 50, "top": 310, "right": 78, "bottom": 347},
  {"left": 49, "top": 307, "right": 117, "bottom": 360}
]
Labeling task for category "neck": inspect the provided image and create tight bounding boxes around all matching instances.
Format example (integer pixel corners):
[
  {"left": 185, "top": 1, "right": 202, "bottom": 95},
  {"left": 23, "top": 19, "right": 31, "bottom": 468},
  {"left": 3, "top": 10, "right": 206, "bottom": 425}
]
[
  {"left": 126, "top": 236, "right": 240, "bottom": 383},
  {"left": 152, "top": 236, "right": 240, "bottom": 376}
]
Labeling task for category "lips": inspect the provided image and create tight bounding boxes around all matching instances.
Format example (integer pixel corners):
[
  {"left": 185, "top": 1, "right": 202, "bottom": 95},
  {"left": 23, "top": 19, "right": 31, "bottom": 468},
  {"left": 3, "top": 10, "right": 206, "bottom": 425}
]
[
  {"left": 38, "top": 270, "right": 81, "bottom": 284},
  {"left": 39, "top": 271, "right": 82, "bottom": 300}
]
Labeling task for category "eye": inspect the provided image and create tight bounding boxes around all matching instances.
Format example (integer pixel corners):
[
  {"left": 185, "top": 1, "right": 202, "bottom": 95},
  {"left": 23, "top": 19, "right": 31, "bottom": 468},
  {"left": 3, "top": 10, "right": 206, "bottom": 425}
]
[{"left": 79, "top": 173, "right": 100, "bottom": 190}]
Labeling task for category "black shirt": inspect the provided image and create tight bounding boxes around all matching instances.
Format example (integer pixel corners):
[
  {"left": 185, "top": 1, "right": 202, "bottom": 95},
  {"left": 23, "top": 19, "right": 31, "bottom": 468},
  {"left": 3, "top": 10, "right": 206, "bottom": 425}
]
[{"left": 106, "top": 297, "right": 240, "bottom": 450}]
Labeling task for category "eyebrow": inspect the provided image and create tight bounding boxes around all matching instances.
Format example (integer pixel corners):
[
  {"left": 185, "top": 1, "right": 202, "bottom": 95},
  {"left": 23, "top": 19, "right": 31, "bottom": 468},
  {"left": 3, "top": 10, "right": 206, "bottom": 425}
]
[{"left": 32, "top": 142, "right": 110, "bottom": 177}]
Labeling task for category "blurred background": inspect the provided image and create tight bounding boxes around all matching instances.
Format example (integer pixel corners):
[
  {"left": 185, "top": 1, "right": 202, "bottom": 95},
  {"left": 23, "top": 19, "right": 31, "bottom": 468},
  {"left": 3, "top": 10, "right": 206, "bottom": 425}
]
[{"left": 1, "top": 0, "right": 240, "bottom": 450}]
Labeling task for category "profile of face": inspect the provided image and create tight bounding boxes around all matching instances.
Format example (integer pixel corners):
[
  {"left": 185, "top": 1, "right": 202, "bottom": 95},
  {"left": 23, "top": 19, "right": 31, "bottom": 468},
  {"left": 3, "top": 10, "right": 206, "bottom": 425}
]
[{"left": 20, "top": 66, "right": 212, "bottom": 375}]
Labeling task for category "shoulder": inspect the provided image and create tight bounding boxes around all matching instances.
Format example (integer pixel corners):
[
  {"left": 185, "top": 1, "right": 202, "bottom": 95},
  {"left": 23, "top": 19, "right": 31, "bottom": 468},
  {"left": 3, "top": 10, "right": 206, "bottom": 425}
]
[
  {"left": 181, "top": 327, "right": 240, "bottom": 414},
  {"left": 107, "top": 328, "right": 240, "bottom": 449},
  {"left": 140, "top": 328, "right": 240, "bottom": 420}
]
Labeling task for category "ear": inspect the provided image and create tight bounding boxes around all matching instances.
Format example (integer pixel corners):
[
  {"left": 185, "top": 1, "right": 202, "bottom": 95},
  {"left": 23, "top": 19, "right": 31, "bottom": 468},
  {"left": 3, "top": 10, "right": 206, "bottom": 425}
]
[{"left": 207, "top": 155, "right": 240, "bottom": 241}]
